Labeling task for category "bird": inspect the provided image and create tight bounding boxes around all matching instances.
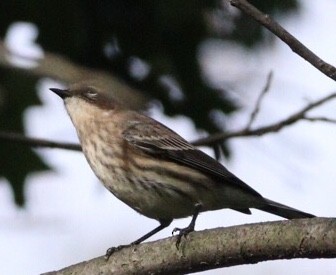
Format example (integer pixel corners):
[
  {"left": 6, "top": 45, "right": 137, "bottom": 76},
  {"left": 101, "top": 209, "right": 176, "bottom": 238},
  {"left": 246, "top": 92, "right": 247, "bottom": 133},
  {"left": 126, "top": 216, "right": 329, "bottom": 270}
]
[{"left": 50, "top": 81, "right": 315, "bottom": 258}]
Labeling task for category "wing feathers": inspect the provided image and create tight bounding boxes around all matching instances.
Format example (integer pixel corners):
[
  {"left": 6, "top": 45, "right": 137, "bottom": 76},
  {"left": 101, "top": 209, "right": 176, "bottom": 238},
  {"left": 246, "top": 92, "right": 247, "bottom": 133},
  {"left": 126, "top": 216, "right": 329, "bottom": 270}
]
[{"left": 123, "top": 117, "right": 262, "bottom": 197}]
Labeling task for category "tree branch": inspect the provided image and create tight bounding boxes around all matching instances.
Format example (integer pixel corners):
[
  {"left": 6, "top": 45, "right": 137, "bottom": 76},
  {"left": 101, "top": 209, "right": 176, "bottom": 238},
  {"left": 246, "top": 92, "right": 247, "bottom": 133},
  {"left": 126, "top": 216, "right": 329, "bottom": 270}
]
[
  {"left": 1, "top": 91, "right": 335, "bottom": 151},
  {"left": 303, "top": 116, "right": 336, "bottom": 124},
  {"left": 228, "top": 0, "right": 336, "bottom": 82},
  {"left": 0, "top": 131, "right": 81, "bottom": 151},
  {"left": 245, "top": 71, "right": 273, "bottom": 129},
  {"left": 42, "top": 218, "right": 336, "bottom": 275},
  {"left": 192, "top": 92, "right": 336, "bottom": 146}
]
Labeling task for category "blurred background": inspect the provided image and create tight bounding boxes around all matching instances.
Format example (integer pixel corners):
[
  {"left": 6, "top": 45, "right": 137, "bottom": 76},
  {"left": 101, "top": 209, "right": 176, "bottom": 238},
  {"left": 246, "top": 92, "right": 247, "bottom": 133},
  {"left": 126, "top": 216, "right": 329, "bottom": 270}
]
[{"left": 0, "top": 1, "right": 335, "bottom": 274}]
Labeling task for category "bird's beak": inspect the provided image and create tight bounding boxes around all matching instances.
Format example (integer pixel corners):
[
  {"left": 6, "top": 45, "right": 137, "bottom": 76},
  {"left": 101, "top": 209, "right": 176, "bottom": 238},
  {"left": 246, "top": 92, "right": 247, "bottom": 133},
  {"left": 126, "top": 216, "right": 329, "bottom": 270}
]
[{"left": 49, "top": 88, "right": 72, "bottom": 99}]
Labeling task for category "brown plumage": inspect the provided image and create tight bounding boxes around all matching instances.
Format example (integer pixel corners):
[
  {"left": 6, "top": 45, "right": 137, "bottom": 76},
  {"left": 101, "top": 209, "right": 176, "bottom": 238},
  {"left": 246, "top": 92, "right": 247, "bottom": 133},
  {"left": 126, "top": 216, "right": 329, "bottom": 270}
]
[{"left": 50, "top": 81, "right": 315, "bottom": 258}]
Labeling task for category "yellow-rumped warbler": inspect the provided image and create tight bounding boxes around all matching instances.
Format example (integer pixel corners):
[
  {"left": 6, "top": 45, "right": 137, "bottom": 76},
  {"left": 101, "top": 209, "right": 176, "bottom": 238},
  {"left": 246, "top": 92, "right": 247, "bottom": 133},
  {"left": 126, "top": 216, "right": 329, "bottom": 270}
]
[{"left": 50, "top": 81, "right": 314, "bottom": 258}]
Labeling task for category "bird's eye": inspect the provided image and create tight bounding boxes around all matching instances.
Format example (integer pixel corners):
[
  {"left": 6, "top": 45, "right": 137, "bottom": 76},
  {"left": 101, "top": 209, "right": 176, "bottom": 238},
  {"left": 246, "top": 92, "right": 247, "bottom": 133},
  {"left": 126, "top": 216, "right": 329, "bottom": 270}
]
[{"left": 84, "top": 90, "right": 98, "bottom": 100}]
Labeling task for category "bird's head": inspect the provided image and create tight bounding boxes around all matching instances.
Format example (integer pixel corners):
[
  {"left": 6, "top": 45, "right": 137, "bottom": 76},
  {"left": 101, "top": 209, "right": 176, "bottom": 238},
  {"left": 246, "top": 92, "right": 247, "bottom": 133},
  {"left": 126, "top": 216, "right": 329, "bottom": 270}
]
[
  {"left": 50, "top": 81, "right": 119, "bottom": 108},
  {"left": 50, "top": 81, "right": 122, "bottom": 125}
]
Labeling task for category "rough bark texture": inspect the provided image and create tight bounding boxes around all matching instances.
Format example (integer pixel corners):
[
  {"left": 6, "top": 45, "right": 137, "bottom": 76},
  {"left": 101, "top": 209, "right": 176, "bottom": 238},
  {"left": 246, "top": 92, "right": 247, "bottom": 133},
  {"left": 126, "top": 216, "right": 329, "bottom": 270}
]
[{"left": 42, "top": 218, "right": 336, "bottom": 275}]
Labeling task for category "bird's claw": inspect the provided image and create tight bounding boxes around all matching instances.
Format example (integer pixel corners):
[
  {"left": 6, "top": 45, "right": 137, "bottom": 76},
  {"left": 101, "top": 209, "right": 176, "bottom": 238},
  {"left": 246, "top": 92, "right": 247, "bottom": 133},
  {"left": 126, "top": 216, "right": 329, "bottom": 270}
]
[
  {"left": 172, "top": 226, "right": 194, "bottom": 249},
  {"left": 105, "top": 244, "right": 130, "bottom": 260}
]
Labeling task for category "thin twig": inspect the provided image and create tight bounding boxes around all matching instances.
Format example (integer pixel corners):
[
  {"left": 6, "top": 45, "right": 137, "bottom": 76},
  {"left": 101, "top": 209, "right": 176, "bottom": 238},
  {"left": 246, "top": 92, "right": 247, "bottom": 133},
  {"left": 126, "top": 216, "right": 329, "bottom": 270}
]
[
  {"left": 228, "top": 0, "right": 336, "bottom": 81},
  {"left": 0, "top": 132, "right": 81, "bottom": 151},
  {"left": 245, "top": 71, "right": 273, "bottom": 129},
  {"left": 192, "top": 92, "right": 336, "bottom": 146},
  {"left": 303, "top": 116, "right": 336, "bottom": 123}
]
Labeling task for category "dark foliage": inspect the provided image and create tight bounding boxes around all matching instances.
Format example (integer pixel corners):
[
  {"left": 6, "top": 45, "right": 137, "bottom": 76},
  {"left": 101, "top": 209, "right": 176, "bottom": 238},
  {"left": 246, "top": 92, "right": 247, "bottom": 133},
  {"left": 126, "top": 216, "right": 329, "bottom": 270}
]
[{"left": 0, "top": 0, "right": 299, "bottom": 205}]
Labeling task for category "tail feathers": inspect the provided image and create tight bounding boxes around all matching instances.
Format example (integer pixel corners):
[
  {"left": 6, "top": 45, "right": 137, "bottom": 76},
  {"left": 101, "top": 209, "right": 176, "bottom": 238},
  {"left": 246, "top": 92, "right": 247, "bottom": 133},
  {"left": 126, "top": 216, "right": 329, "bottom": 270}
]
[{"left": 258, "top": 198, "right": 315, "bottom": 219}]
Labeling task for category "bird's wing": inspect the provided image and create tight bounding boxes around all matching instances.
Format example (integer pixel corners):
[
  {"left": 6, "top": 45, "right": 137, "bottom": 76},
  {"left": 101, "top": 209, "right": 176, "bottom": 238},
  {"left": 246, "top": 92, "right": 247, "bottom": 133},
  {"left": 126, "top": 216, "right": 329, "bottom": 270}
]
[{"left": 123, "top": 116, "right": 261, "bottom": 197}]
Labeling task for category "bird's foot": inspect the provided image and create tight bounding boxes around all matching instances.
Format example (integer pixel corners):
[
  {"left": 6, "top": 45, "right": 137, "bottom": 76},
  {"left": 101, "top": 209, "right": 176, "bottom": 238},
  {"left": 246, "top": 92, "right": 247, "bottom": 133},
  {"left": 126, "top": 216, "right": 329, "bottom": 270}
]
[
  {"left": 172, "top": 203, "right": 201, "bottom": 249},
  {"left": 105, "top": 243, "right": 134, "bottom": 260},
  {"left": 172, "top": 224, "right": 195, "bottom": 249}
]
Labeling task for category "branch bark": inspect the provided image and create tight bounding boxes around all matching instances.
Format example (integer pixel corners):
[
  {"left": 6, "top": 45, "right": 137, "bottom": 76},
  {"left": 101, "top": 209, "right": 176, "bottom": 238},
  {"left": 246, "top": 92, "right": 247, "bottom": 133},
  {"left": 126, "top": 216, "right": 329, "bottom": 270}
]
[
  {"left": 42, "top": 218, "right": 336, "bottom": 275},
  {"left": 228, "top": 0, "right": 336, "bottom": 82}
]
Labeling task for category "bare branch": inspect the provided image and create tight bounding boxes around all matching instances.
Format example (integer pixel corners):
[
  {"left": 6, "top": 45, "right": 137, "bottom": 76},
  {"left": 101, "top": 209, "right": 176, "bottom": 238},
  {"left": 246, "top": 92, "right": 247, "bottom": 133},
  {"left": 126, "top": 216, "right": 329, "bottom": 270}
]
[
  {"left": 42, "top": 218, "right": 336, "bottom": 275},
  {"left": 228, "top": 0, "right": 336, "bottom": 82},
  {"left": 245, "top": 71, "right": 273, "bottom": 129},
  {"left": 192, "top": 92, "right": 336, "bottom": 146},
  {"left": 1, "top": 92, "right": 335, "bottom": 151},
  {"left": 0, "top": 132, "right": 81, "bottom": 151},
  {"left": 303, "top": 116, "right": 336, "bottom": 124}
]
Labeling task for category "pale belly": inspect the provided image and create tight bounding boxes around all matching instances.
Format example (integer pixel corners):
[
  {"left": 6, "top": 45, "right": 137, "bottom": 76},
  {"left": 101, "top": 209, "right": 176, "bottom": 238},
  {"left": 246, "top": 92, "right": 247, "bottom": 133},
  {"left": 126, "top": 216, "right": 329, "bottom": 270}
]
[
  {"left": 80, "top": 136, "right": 261, "bottom": 221},
  {"left": 88, "top": 157, "right": 261, "bottom": 220}
]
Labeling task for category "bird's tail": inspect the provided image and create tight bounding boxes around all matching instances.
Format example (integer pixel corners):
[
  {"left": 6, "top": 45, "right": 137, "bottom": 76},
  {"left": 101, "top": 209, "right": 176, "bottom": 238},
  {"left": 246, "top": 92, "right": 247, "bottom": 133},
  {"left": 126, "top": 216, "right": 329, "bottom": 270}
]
[{"left": 258, "top": 198, "right": 315, "bottom": 219}]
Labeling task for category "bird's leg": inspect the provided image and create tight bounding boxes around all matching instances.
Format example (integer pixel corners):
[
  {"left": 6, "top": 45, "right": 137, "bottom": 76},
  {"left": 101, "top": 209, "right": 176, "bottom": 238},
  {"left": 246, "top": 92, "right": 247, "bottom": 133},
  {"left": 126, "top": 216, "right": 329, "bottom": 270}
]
[
  {"left": 172, "top": 203, "right": 202, "bottom": 249},
  {"left": 131, "top": 219, "right": 172, "bottom": 245},
  {"left": 105, "top": 219, "right": 172, "bottom": 260}
]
